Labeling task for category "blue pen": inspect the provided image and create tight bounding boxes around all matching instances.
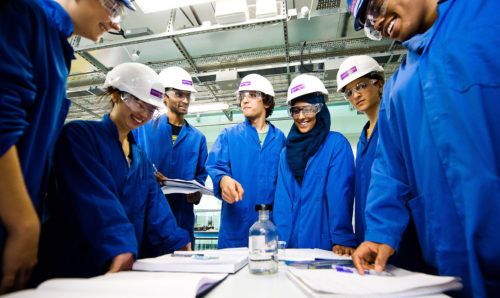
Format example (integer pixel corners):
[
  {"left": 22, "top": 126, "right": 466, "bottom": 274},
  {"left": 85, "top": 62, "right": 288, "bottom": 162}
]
[
  {"left": 332, "top": 264, "right": 392, "bottom": 276},
  {"left": 152, "top": 163, "right": 160, "bottom": 175}
]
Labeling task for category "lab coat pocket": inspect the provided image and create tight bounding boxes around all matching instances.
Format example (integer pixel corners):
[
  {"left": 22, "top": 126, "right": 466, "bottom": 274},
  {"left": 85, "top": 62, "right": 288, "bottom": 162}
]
[
  {"left": 444, "top": 25, "right": 500, "bottom": 93},
  {"left": 407, "top": 195, "right": 435, "bottom": 265}
]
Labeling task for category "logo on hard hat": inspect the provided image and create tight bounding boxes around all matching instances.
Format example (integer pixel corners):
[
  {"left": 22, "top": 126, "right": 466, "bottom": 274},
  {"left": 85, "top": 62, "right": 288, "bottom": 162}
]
[
  {"left": 182, "top": 79, "right": 193, "bottom": 86},
  {"left": 340, "top": 66, "right": 358, "bottom": 80},
  {"left": 150, "top": 89, "right": 163, "bottom": 99},
  {"left": 240, "top": 81, "right": 251, "bottom": 87},
  {"left": 349, "top": 0, "right": 359, "bottom": 14},
  {"left": 290, "top": 84, "right": 305, "bottom": 94}
]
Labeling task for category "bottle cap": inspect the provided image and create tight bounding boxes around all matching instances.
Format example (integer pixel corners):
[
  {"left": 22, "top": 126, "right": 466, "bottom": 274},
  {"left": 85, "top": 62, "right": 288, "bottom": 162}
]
[{"left": 255, "top": 204, "right": 273, "bottom": 212}]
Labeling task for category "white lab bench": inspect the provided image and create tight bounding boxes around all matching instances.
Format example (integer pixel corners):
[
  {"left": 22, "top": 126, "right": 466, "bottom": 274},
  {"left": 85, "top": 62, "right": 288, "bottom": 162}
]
[{"left": 203, "top": 263, "right": 307, "bottom": 298}]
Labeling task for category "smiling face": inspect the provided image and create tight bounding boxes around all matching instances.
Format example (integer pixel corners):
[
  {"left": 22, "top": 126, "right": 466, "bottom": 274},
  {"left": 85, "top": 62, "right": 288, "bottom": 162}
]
[
  {"left": 291, "top": 101, "right": 317, "bottom": 134},
  {"left": 165, "top": 89, "right": 191, "bottom": 116},
  {"left": 110, "top": 92, "right": 154, "bottom": 132},
  {"left": 344, "top": 77, "right": 382, "bottom": 114},
  {"left": 68, "top": 0, "right": 123, "bottom": 42},
  {"left": 371, "top": 0, "right": 438, "bottom": 42}
]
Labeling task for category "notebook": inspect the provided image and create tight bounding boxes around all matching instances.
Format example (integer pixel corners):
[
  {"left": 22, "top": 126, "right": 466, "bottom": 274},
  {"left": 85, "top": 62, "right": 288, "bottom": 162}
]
[
  {"left": 133, "top": 247, "right": 248, "bottom": 274},
  {"left": 286, "top": 265, "right": 462, "bottom": 297}
]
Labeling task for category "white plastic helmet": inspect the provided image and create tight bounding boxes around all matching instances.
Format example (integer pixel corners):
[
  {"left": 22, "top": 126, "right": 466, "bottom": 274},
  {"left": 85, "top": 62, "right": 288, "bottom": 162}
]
[
  {"left": 159, "top": 66, "right": 197, "bottom": 93},
  {"left": 336, "top": 55, "right": 384, "bottom": 92},
  {"left": 104, "top": 62, "right": 164, "bottom": 108},
  {"left": 238, "top": 74, "right": 275, "bottom": 97},
  {"left": 287, "top": 74, "right": 328, "bottom": 104}
]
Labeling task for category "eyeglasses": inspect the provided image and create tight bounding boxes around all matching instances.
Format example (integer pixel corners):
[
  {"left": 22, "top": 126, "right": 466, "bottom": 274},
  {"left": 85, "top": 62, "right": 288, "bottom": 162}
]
[
  {"left": 121, "top": 92, "right": 159, "bottom": 118},
  {"left": 99, "top": 0, "right": 126, "bottom": 23},
  {"left": 166, "top": 89, "right": 192, "bottom": 101},
  {"left": 362, "top": 0, "right": 389, "bottom": 40},
  {"left": 238, "top": 91, "right": 263, "bottom": 102},
  {"left": 288, "top": 103, "right": 323, "bottom": 117},
  {"left": 343, "top": 79, "right": 378, "bottom": 100}
]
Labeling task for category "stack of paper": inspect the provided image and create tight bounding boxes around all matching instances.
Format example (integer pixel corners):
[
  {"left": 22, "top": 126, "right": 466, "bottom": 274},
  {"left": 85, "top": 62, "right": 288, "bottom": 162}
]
[
  {"left": 133, "top": 247, "right": 248, "bottom": 274},
  {"left": 4, "top": 271, "right": 227, "bottom": 298},
  {"left": 287, "top": 265, "right": 462, "bottom": 297},
  {"left": 161, "top": 178, "right": 213, "bottom": 196},
  {"left": 281, "top": 248, "right": 351, "bottom": 262}
]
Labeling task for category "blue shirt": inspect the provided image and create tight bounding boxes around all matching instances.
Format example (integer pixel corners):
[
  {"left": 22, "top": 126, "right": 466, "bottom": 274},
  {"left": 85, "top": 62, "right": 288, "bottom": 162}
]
[
  {"left": 274, "top": 132, "right": 356, "bottom": 250},
  {"left": 0, "top": 0, "right": 72, "bottom": 269},
  {"left": 365, "top": 0, "right": 500, "bottom": 296},
  {"left": 133, "top": 114, "right": 208, "bottom": 242},
  {"left": 206, "top": 119, "right": 286, "bottom": 248},
  {"left": 38, "top": 115, "right": 190, "bottom": 279}
]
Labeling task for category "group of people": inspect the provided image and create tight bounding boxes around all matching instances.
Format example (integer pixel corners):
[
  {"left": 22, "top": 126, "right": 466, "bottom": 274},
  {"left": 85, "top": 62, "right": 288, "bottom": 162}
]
[{"left": 0, "top": 0, "right": 498, "bottom": 297}]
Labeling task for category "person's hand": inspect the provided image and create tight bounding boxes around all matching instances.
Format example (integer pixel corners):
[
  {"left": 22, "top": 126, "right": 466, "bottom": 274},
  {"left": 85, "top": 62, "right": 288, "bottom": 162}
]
[
  {"left": 332, "top": 244, "right": 355, "bottom": 256},
  {"left": 186, "top": 192, "right": 201, "bottom": 204},
  {"left": 178, "top": 242, "right": 192, "bottom": 251},
  {"left": 219, "top": 176, "right": 244, "bottom": 204},
  {"left": 107, "top": 252, "right": 135, "bottom": 273},
  {"left": 154, "top": 171, "right": 167, "bottom": 185},
  {"left": 352, "top": 241, "right": 395, "bottom": 275},
  {"left": 0, "top": 219, "right": 40, "bottom": 294}
]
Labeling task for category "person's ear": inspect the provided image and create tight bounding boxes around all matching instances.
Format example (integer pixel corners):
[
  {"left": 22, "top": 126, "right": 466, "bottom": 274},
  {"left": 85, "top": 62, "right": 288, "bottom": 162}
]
[{"left": 111, "top": 91, "right": 120, "bottom": 104}]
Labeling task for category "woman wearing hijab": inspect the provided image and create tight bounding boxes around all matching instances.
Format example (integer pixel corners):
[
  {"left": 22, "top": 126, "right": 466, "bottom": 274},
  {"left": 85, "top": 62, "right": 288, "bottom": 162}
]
[
  {"left": 273, "top": 74, "right": 356, "bottom": 255},
  {"left": 35, "top": 63, "right": 190, "bottom": 282}
]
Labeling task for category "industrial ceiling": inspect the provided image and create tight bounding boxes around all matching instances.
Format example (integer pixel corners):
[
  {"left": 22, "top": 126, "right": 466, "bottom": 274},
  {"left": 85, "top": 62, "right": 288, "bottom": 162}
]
[{"left": 66, "top": 0, "right": 406, "bottom": 123}]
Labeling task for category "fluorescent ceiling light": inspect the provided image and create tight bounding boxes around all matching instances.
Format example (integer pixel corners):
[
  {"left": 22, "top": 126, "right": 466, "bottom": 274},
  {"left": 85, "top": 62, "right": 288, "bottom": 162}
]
[
  {"left": 188, "top": 102, "right": 229, "bottom": 114},
  {"left": 134, "top": 0, "right": 213, "bottom": 14}
]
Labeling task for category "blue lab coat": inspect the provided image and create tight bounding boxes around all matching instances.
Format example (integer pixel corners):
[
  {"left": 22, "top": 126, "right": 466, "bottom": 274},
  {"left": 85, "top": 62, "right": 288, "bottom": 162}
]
[
  {"left": 354, "top": 121, "right": 378, "bottom": 244},
  {"left": 0, "top": 0, "right": 72, "bottom": 271},
  {"left": 206, "top": 119, "right": 286, "bottom": 249},
  {"left": 38, "top": 115, "right": 190, "bottom": 278},
  {"left": 364, "top": 0, "right": 500, "bottom": 296},
  {"left": 133, "top": 114, "right": 208, "bottom": 243},
  {"left": 274, "top": 132, "right": 357, "bottom": 250}
]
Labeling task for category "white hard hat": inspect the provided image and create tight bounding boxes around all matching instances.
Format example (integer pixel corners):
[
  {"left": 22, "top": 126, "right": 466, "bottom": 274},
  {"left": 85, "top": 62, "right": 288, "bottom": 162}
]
[
  {"left": 238, "top": 74, "right": 275, "bottom": 97},
  {"left": 287, "top": 74, "right": 328, "bottom": 104},
  {"left": 336, "top": 55, "right": 384, "bottom": 92},
  {"left": 159, "top": 66, "right": 197, "bottom": 93},
  {"left": 104, "top": 62, "right": 164, "bottom": 108}
]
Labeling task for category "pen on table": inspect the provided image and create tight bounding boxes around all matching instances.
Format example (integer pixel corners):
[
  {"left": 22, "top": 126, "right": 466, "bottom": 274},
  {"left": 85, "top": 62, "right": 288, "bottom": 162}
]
[
  {"left": 172, "top": 253, "right": 205, "bottom": 257},
  {"left": 332, "top": 264, "right": 392, "bottom": 276}
]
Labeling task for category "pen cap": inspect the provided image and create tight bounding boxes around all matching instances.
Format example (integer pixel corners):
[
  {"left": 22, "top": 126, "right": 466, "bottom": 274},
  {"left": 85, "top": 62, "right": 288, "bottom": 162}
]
[{"left": 255, "top": 204, "right": 273, "bottom": 212}]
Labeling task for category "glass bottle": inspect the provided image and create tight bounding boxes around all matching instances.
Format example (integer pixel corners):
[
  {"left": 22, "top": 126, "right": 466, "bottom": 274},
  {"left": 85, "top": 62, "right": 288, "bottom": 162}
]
[{"left": 248, "top": 204, "right": 278, "bottom": 274}]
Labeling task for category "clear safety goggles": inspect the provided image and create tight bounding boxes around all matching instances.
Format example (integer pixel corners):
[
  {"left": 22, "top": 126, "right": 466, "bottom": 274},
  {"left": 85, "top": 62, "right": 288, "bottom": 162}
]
[
  {"left": 100, "top": 0, "right": 127, "bottom": 23},
  {"left": 288, "top": 103, "right": 323, "bottom": 117},
  {"left": 344, "top": 79, "right": 378, "bottom": 100},
  {"left": 238, "top": 91, "right": 263, "bottom": 102},
  {"left": 121, "top": 92, "right": 160, "bottom": 119},
  {"left": 166, "top": 89, "right": 193, "bottom": 101},
  {"left": 363, "top": 0, "right": 389, "bottom": 40}
]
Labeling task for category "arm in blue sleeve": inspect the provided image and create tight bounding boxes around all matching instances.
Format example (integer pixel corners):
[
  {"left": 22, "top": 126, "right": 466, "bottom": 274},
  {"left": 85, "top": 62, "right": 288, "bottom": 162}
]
[
  {"left": 0, "top": 9, "right": 35, "bottom": 155},
  {"left": 205, "top": 130, "right": 231, "bottom": 199},
  {"left": 54, "top": 125, "right": 138, "bottom": 266},
  {"left": 194, "top": 135, "right": 208, "bottom": 185},
  {"left": 273, "top": 153, "right": 293, "bottom": 246},
  {"left": 327, "top": 136, "right": 357, "bottom": 247},
  {"left": 143, "top": 166, "right": 190, "bottom": 256},
  {"left": 364, "top": 101, "right": 411, "bottom": 250}
]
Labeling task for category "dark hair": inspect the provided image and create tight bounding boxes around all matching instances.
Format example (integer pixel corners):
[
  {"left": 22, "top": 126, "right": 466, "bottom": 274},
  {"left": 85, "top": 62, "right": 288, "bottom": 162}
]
[
  {"left": 262, "top": 94, "right": 275, "bottom": 118},
  {"left": 366, "top": 71, "right": 385, "bottom": 84},
  {"left": 98, "top": 86, "right": 121, "bottom": 109}
]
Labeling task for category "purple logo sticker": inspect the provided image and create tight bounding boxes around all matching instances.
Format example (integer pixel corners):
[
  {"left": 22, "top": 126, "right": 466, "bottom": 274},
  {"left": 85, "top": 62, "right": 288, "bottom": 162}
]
[
  {"left": 340, "top": 66, "right": 358, "bottom": 80},
  {"left": 240, "top": 81, "right": 251, "bottom": 87},
  {"left": 150, "top": 88, "right": 163, "bottom": 99},
  {"left": 350, "top": 0, "right": 359, "bottom": 14},
  {"left": 290, "top": 84, "right": 305, "bottom": 94},
  {"left": 182, "top": 79, "right": 193, "bottom": 86}
]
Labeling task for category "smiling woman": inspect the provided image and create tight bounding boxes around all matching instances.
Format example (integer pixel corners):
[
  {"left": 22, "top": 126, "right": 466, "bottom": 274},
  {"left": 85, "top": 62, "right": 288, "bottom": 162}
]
[{"left": 34, "top": 63, "right": 191, "bottom": 283}]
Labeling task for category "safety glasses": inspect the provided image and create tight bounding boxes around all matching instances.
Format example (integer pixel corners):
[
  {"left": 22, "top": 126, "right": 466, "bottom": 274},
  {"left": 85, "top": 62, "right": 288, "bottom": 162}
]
[
  {"left": 121, "top": 92, "right": 159, "bottom": 119},
  {"left": 238, "top": 91, "right": 263, "bottom": 102},
  {"left": 166, "top": 89, "right": 193, "bottom": 101},
  {"left": 343, "top": 79, "right": 378, "bottom": 100},
  {"left": 363, "top": 0, "right": 388, "bottom": 40},
  {"left": 99, "top": 0, "right": 127, "bottom": 23},
  {"left": 288, "top": 103, "right": 323, "bottom": 117}
]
